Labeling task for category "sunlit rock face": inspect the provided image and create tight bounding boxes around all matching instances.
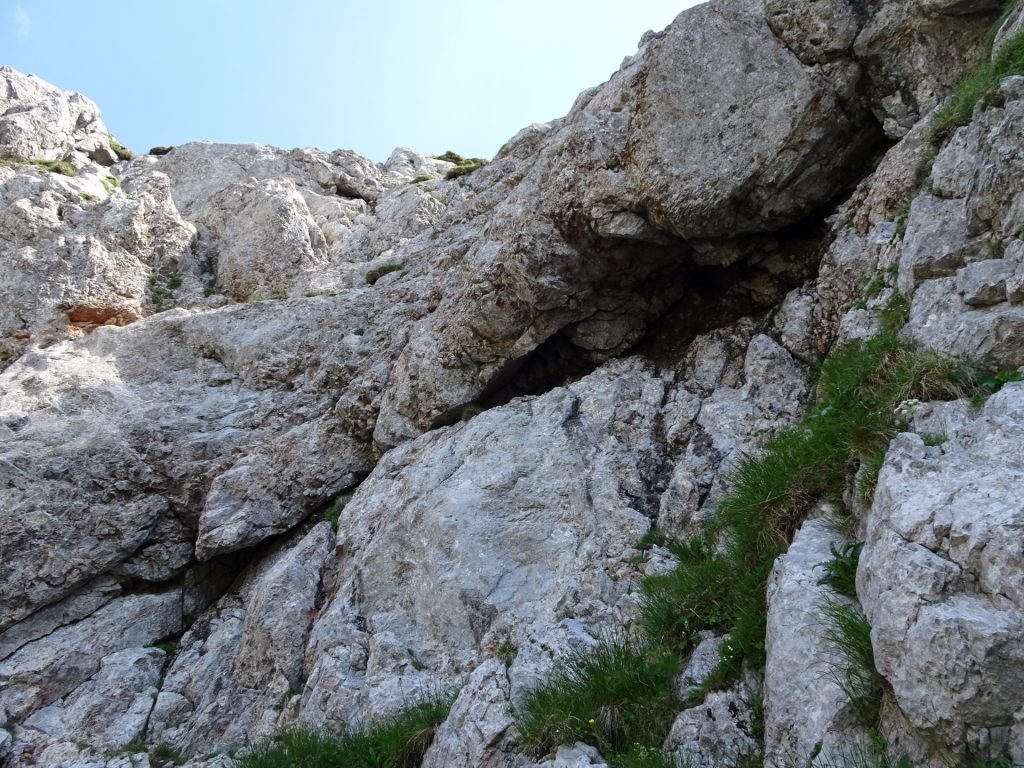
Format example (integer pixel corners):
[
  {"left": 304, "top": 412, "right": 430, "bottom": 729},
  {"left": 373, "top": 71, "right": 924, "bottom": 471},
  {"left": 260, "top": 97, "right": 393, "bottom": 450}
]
[{"left": 1, "top": 0, "right": 1022, "bottom": 766}]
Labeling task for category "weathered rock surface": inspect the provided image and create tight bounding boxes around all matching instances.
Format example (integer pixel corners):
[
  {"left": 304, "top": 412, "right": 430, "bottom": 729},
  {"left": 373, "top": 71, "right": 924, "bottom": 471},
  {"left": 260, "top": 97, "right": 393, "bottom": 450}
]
[
  {"left": 664, "top": 685, "right": 760, "bottom": 768},
  {"left": 859, "top": 384, "right": 1024, "bottom": 759},
  {"left": 853, "top": 0, "right": 1002, "bottom": 138},
  {"left": 1, "top": 0, "right": 863, "bottom": 642},
  {"left": 0, "top": 67, "right": 117, "bottom": 166},
  {"left": 0, "top": 162, "right": 198, "bottom": 368},
  {"left": 902, "top": 77, "right": 1024, "bottom": 369},
  {"left": 147, "top": 523, "right": 335, "bottom": 754},
  {"left": 764, "top": 518, "right": 865, "bottom": 768},
  {"left": 2, "top": 0, "right": 1024, "bottom": 765}
]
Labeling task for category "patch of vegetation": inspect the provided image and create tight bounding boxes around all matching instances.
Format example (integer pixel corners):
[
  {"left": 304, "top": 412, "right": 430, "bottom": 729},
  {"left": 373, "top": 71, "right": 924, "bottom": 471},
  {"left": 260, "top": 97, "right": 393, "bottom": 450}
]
[
  {"left": 167, "top": 275, "right": 183, "bottom": 290},
  {"left": 323, "top": 491, "right": 353, "bottom": 531},
  {"left": 101, "top": 175, "right": 121, "bottom": 194},
  {"left": 514, "top": 636, "right": 681, "bottom": 759},
  {"left": 31, "top": 158, "right": 77, "bottom": 177},
  {"left": 148, "top": 641, "right": 178, "bottom": 660},
  {"left": 817, "top": 541, "right": 863, "bottom": 600},
  {"left": 203, "top": 286, "right": 216, "bottom": 297},
  {"left": 431, "top": 150, "right": 465, "bottom": 164},
  {"left": 821, "top": 600, "right": 885, "bottom": 728},
  {"left": 106, "top": 133, "right": 135, "bottom": 161},
  {"left": 930, "top": 27, "right": 1024, "bottom": 145},
  {"left": 151, "top": 742, "right": 185, "bottom": 765},
  {"left": 409, "top": 174, "right": 435, "bottom": 184},
  {"left": 494, "top": 633, "right": 519, "bottom": 666},
  {"left": 121, "top": 735, "right": 149, "bottom": 754},
  {"left": 433, "top": 150, "right": 489, "bottom": 179},
  {"left": 366, "top": 262, "right": 405, "bottom": 285},
  {"left": 613, "top": 743, "right": 677, "bottom": 768},
  {"left": 855, "top": 449, "right": 887, "bottom": 508},
  {"left": 970, "top": 367, "right": 1023, "bottom": 408},
  {"left": 967, "top": 757, "right": 1016, "bottom": 768},
  {"left": 79, "top": 191, "right": 96, "bottom": 202},
  {"left": 445, "top": 157, "right": 488, "bottom": 180},
  {"left": 237, "top": 695, "right": 452, "bottom": 768},
  {"left": 913, "top": 149, "right": 938, "bottom": 192}
]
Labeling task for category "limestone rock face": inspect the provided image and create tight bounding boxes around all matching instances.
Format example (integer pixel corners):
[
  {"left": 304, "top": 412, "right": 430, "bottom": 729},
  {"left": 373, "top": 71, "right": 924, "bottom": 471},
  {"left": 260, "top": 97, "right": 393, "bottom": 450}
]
[
  {"left": 296, "top": 359, "right": 669, "bottom": 739},
  {"left": 663, "top": 685, "right": 760, "bottom": 768},
  {"left": 0, "top": 591, "right": 182, "bottom": 765},
  {"left": 859, "top": 384, "right": 1024, "bottom": 758},
  {"left": 622, "top": 1, "right": 874, "bottom": 240},
  {"left": 0, "top": 163, "right": 197, "bottom": 369},
  {"left": 0, "top": 67, "right": 117, "bottom": 166},
  {"left": 853, "top": 0, "right": 1002, "bottom": 138},
  {"left": 765, "top": 0, "right": 861, "bottom": 64},
  {"left": 764, "top": 518, "right": 865, "bottom": 768},
  {"left": 147, "top": 524, "right": 335, "bottom": 754},
  {"left": 902, "top": 78, "right": 1024, "bottom": 370},
  {"left": 0, "top": 0, "right": 862, "bottom": 638},
  {"left": 1, "top": 0, "right": 1023, "bottom": 765},
  {"left": 196, "top": 177, "right": 329, "bottom": 300}
]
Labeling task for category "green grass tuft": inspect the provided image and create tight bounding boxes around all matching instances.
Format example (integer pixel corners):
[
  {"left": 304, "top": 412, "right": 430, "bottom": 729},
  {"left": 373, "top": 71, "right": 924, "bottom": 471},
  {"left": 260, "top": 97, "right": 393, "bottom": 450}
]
[
  {"left": 639, "top": 318, "right": 981, "bottom": 676},
  {"left": 431, "top": 150, "right": 465, "bottom": 164},
  {"left": 366, "top": 262, "right": 405, "bottom": 285},
  {"left": 930, "top": 28, "right": 1024, "bottom": 145},
  {"left": 444, "top": 157, "right": 488, "bottom": 180},
  {"left": 150, "top": 742, "right": 185, "bottom": 765},
  {"left": 821, "top": 600, "right": 885, "bottom": 728},
  {"left": 323, "top": 491, "right": 353, "bottom": 531},
  {"left": 514, "top": 636, "right": 681, "bottom": 759},
  {"left": 237, "top": 696, "right": 452, "bottom": 768},
  {"left": 101, "top": 175, "right": 121, "bottom": 194},
  {"left": 121, "top": 735, "right": 149, "bottom": 754},
  {"left": 107, "top": 133, "right": 135, "bottom": 161},
  {"left": 409, "top": 174, "right": 435, "bottom": 184},
  {"left": 31, "top": 158, "right": 77, "bottom": 176}
]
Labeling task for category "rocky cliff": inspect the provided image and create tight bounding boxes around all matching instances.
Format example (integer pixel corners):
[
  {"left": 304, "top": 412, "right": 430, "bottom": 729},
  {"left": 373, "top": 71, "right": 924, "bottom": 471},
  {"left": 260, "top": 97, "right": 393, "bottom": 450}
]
[{"left": 1, "top": 0, "right": 1023, "bottom": 766}]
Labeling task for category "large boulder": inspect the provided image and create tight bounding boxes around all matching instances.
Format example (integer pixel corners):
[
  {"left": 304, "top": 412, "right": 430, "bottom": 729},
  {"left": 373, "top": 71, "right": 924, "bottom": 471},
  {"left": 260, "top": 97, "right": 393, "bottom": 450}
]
[
  {"left": 858, "top": 384, "right": 1024, "bottom": 760},
  {"left": 0, "top": 66, "right": 118, "bottom": 166}
]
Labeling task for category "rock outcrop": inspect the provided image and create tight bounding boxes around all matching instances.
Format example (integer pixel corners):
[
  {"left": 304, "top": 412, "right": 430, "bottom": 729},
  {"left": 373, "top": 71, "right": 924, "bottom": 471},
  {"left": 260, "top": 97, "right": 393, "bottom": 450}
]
[{"left": 2, "top": 0, "right": 1023, "bottom": 765}]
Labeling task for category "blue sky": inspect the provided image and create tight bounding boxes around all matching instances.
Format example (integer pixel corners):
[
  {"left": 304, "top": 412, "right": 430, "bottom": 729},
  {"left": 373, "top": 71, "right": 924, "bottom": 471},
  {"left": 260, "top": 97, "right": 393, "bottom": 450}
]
[{"left": 2, "top": 1, "right": 699, "bottom": 162}]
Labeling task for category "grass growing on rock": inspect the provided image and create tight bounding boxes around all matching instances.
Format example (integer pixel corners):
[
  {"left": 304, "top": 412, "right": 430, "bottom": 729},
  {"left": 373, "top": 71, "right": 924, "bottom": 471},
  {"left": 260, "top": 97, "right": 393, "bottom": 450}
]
[
  {"left": 515, "top": 295, "right": 985, "bottom": 764},
  {"left": 930, "top": 27, "right": 1024, "bottom": 145},
  {"left": 817, "top": 541, "right": 863, "bottom": 600},
  {"left": 366, "top": 262, "right": 405, "bottom": 285},
  {"left": 30, "top": 158, "right": 77, "bottom": 176},
  {"left": 821, "top": 599, "right": 886, "bottom": 727},
  {"left": 433, "top": 150, "right": 489, "bottom": 180},
  {"left": 106, "top": 132, "right": 135, "bottom": 161},
  {"left": 515, "top": 636, "right": 681, "bottom": 758},
  {"left": 237, "top": 695, "right": 452, "bottom": 768}
]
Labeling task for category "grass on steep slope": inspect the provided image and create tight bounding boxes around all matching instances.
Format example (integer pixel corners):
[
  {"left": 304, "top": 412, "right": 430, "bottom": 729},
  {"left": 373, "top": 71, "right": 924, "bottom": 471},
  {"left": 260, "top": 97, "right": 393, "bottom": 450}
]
[
  {"left": 930, "top": 25, "right": 1024, "bottom": 145},
  {"left": 237, "top": 696, "right": 451, "bottom": 768},
  {"left": 515, "top": 296, "right": 985, "bottom": 765}
]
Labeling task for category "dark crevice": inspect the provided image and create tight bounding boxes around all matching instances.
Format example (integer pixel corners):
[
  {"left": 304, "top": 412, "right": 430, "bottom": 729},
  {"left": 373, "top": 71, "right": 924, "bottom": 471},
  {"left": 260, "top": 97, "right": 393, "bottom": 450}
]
[
  {"left": 433, "top": 189, "right": 858, "bottom": 427},
  {"left": 632, "top": 213, "right": 834, "bottom": 365}
]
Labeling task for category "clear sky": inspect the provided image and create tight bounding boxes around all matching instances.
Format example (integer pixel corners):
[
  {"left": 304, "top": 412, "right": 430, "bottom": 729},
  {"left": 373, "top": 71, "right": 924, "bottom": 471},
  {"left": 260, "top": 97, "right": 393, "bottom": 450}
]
[{"left": 2, "top": 1, "right": 701, "bottom": 162}]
